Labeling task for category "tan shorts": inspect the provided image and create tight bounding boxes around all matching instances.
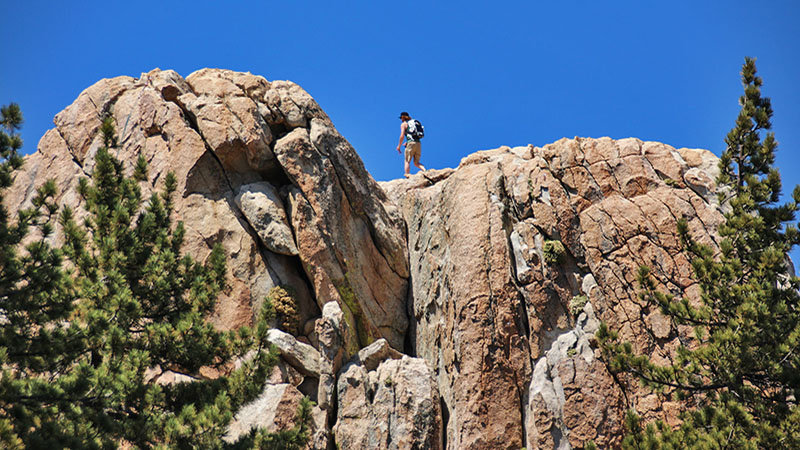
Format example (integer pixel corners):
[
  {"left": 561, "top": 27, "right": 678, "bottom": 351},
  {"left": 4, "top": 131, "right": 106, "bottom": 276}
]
[{"left": 405, "top": 141, "right": 421, "bottom": 164}]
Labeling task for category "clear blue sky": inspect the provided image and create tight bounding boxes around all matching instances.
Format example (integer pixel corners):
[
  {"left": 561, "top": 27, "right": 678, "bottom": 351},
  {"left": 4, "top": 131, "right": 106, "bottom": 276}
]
[{"left": 2, "top": 1, "right": 800, "bottom": 263}]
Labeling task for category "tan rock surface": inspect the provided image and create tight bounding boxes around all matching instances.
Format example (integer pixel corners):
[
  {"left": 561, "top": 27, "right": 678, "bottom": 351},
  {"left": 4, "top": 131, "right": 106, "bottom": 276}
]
[
  {"left": 334, "top": 356, "right": 442, "bottom": 450},
  {"left": 277, "top": 119, "right": 409, "bottom": 352},
  {"left": 383, "top": 137, "right": 723, "bottom": 449},
  {"left": 224, "top": 383, "right": 303, "bottom": 442},
  {"left": 8, "top": 68, "right": 407, "bottom": 352},
  {"left": 235, "top": 181, "right": 298, "bottom": 256}
]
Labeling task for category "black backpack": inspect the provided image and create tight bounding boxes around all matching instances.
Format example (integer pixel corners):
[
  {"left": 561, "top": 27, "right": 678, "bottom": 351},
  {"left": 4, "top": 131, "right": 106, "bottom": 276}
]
[{"left": 407, "top": 119, "right": 425, "bottom": 140}]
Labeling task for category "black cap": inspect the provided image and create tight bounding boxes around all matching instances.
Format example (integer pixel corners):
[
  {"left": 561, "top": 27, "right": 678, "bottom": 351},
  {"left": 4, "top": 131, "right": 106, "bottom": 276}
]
[{"left": 399, "top": 111, "right": 410, "bottom": 118}]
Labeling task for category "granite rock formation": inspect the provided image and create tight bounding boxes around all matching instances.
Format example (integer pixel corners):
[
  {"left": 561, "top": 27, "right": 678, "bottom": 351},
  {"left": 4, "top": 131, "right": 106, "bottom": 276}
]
[
  {"left": 7, "top": 69, "right": 727, "bottom": 449},
  {"left": 6, "top": 68, "right": 408, "bottom": 352},
  {"left": 381, "top": 138, "right": 723, "bottom": 449}
]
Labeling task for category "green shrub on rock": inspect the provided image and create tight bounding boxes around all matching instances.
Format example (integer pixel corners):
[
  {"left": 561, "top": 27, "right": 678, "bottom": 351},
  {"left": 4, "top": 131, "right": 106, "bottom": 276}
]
[
  {"left": 268, "top": 286, "right": 301, "bottom": 335},
  {"left": 543, "top": 239, "right": 566, "bottom": 264},
  {"left": 569, "top": 295, "right": 589, "bottom": 317}
]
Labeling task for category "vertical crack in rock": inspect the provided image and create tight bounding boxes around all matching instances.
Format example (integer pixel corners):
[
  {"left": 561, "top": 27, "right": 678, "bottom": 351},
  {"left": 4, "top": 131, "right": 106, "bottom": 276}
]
[
  {"left": 495, "top": 163, "right": 536, "bottom": 450},
  {"left": 169, "top": 98, "right": 239, "bottom": 197},
  {"left": 308, "top": 118, "right": 409, "bottom": 281},
  {"left": 439, "top": 396, "right": 450, "bottom": 450},
  {"left": 527, "top": 300, "right": 599, "bottom": 450},
  {"left": 55, "top": 126, "right": 88, "bottom": 174}
]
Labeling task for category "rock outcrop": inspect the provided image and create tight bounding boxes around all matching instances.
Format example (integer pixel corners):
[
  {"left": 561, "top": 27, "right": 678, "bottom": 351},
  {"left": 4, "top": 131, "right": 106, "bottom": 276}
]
[
  {"left": 7, "top": 68, "right": 728, "bottom": 449},
  {"left": 6, "top": 68, "right": 408, "bottom": 353},
  {"left": 382, "top": 139, "right": 723, "bottom": 449}
]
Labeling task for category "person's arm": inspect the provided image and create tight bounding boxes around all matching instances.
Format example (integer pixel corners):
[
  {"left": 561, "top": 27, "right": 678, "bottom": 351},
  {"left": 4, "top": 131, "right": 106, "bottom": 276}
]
[{"left": 396, "top": 122, "right": 407, "bottom": 153}]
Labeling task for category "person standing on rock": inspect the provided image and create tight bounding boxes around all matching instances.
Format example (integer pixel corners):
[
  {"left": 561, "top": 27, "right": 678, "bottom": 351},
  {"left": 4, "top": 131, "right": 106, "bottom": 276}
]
[{"left": 396, "top": 111, "right": 426, "bottom": 178}]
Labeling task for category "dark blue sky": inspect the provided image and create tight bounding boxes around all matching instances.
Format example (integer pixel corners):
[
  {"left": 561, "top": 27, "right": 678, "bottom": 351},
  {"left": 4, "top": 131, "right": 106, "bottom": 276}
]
[{"left": 2, "top": 1, "right": 800, "bottom": 262}]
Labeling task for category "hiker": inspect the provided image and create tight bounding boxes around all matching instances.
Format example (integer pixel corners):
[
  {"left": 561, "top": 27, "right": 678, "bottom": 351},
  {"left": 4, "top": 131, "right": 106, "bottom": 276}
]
[{"left": 396, "top": 111, "right": 426, "bottom": 177}]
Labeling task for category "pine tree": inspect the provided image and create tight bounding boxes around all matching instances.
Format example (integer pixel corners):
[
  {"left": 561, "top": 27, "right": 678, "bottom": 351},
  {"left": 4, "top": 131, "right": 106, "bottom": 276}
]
[
  {"left": 597, "top": 58, "right": 800, "bottom": 449},
  {"left": 0, "top": 103, "right": 67, "bottom": 449},
  {"left": 0, "top": 113, "right": 312, "bottom": 449}
]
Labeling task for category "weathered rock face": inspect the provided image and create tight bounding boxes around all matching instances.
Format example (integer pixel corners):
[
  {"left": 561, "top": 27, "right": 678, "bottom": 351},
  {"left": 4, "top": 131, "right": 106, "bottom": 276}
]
[
  {"left": 334, "top": 354, "right": 442, "bottom": 450},
  {"left": 225, "top": 382, "right": 305, "bottom": 442},
  {"left": 382, "top": 138, "right": 723, "bottom": 449},
  {"left": 224, "top": 366, "right": 330, "bottom": 449},
  {"left": 8, "top": 68, "right": 727, "bottom": 449},
  {"left": 235, "top": 181, "right": 298, "bottom": 256},
  {"left": 7, "top": 68, "right": 409, "bottom": 354}
]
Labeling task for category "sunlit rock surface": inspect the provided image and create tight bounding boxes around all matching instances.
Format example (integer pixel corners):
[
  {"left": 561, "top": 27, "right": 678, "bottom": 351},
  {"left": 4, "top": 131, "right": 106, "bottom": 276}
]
[{"left": 8, "top": 69, "right": 726, "bottom": 449}]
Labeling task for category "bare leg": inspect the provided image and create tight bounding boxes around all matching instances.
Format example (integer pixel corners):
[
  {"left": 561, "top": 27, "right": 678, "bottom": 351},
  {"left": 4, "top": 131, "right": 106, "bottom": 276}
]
[
  {"left": 404, "top": 160, "right": 411, "bottom": 178},
  {"left": 414, "top": 160, "right": 426, "bottom": 171}
]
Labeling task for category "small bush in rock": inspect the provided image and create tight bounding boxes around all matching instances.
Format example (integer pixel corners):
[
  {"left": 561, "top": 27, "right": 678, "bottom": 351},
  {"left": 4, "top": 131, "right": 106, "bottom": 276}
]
[
  {"left": 268, "top": 286, "right": 301, "bottom": 335},
  {"left": 570, "top": 295, "right": 589, "bottom": 317},
  {"left": 543, "top": 239, "right": 566, "bottom": 264}
]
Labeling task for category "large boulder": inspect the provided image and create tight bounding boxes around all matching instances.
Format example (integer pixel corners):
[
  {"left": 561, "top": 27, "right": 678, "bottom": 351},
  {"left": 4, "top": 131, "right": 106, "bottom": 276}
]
[
  {"left": 334, "top": 355, "right": 442, "bottom": 450},
  {"left": 267, "top": 329, "right": 322, "bottom": 378},
  {"left": 235, "top": 181, "right": 299, "bottom": 256}
]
